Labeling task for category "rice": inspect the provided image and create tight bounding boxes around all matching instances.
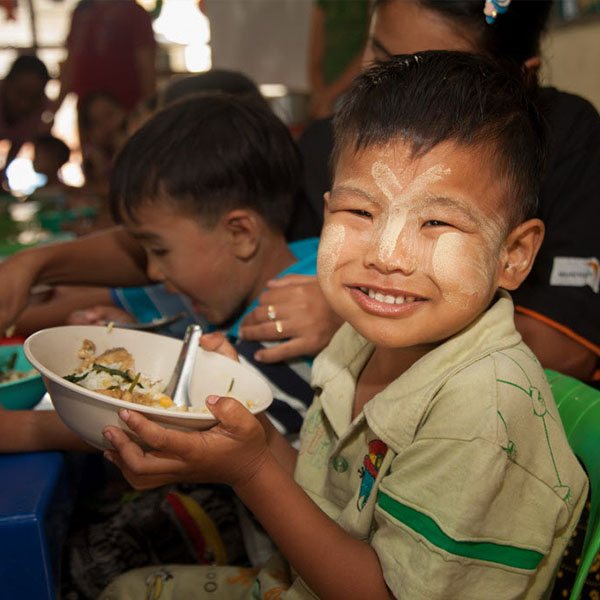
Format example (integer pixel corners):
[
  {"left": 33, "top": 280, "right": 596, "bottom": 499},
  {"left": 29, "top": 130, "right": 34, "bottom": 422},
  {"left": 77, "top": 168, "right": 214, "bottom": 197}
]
[{"left": 64, "top": 341, "right": 178, "bottom": 410}]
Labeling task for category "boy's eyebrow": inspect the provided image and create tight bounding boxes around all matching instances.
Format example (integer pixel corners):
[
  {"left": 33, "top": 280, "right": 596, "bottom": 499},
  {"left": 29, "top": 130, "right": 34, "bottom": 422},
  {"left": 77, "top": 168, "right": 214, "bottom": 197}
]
[
  {"left": 331, "top": 184, "right": 379, "bottom": 204},
  {"left": 420, "top": 195, "right": 481, "bottom": 224},
  {"left": 129, "top": 231, "right": 162, "bottom": 243}
]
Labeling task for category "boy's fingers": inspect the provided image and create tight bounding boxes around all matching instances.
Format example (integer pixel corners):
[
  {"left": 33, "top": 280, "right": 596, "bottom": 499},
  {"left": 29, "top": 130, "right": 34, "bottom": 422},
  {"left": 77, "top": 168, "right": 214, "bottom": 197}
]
[
  {"left": 199, "top": 332, "right": 239, "bottom": 362},
  {"left": 116, "top": 409, "right": 186, "bottom": 454},
  {"left": 206, "top": 395, "right": 254, "bottom": 435},
  {"left": 102, "top": 424, "right": 145, "bottom": 465}
]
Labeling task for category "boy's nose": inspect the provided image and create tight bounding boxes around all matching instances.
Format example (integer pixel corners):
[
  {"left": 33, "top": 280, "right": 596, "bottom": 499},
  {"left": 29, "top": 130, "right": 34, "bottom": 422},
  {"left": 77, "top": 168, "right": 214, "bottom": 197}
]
[
  {"left": 146, "top": 258, "right": 166, "bottom": 282},
  {"left": 365, "top": 230, "right": 418, "bottom": 275}
]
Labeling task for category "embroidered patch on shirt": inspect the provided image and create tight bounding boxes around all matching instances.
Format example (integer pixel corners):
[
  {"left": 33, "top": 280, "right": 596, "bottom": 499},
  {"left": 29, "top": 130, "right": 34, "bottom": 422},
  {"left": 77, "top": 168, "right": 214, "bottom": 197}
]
[{"left": 549, "top": 257, "right": 599, "bottom": 293}]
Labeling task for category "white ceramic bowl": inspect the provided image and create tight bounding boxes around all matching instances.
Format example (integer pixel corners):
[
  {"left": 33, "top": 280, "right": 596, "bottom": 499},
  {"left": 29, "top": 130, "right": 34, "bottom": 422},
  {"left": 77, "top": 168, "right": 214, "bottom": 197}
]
[{"left": 24, "top": 325, "right": 273, "bottom": 450}]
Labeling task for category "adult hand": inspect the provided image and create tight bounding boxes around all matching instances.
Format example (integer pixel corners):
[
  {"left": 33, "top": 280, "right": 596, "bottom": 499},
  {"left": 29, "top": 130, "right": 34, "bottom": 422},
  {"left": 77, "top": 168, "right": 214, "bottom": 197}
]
[
  {"left": 0, "top": 252, "right": 40, "bottom": 335},
  {"left": 102, "top": 396, "right": 268, "bottom": 491},
  {"left": 239, "top": 274, "right": 343, "bottom": 363}
]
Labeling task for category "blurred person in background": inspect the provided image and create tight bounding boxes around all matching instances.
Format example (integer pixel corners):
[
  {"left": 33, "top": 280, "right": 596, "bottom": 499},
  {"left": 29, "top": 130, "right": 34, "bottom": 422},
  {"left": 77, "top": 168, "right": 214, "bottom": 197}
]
[
  {"left": 307, "top": 0, "right": 370, "bottom": 119},
  {"left": 54, "top": 0, "right": 156, "bottom": 196},
  {"left": 0, "top": 54, "right": 53, "bottom": 186},
  {"left": 55, "top": 0, "right": 156, "bottom": 115}
]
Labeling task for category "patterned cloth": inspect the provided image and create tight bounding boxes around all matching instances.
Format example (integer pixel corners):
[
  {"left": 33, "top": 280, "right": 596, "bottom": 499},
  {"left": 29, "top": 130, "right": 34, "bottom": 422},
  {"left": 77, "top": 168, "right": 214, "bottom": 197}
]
[{"left": 61, "top": 459, "right": 249, "bottom": 600}]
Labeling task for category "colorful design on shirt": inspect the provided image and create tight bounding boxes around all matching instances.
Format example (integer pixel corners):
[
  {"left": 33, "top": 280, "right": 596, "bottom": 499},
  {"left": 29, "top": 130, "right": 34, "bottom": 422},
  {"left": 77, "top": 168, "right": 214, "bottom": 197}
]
[
  {"left": 144, "top": 567, "right": 173, "bottom": 599},
  {"left": 357, "top": 439, "right": 388, "bottom": 510},
  {"left": 496, "top": 351, "right": 572, "bottom": 506}
]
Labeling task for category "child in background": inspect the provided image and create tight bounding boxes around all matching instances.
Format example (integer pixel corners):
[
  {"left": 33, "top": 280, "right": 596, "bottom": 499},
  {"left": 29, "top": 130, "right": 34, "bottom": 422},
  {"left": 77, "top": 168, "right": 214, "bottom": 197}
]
[
  {"left": 31, "top": 134, "right": 74, "bottom": 206},
  {"left": 0, "top": 54, "right": 52, "bottom": 184},
  {"left": 100, "top": 51, "right": 587, "bottom": 600},
  {"left": 1, "top": 92, "right": 319, "bottom": 599}
]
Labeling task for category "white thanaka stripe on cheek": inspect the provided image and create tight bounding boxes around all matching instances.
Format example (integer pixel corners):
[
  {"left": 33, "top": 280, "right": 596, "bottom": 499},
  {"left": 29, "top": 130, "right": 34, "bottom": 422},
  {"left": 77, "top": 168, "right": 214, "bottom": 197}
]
[
  {"left": 371, "top": 161, "right": 451, "bottom": 262},
  {"left": 317, "top": 223, "right": 346, "bottom": 277},
  {"left": 433, "top": 231, "right": 495, "bottom": 298}
]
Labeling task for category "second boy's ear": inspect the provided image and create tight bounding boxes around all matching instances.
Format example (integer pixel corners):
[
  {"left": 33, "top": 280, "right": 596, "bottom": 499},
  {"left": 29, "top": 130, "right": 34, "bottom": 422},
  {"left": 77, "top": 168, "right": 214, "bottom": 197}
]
[
  {"left": 497, "top": 218, "right": 545, "bottom": 291},
  {"left": 222, "top": 209, "right": 260, "bottom": 260}
]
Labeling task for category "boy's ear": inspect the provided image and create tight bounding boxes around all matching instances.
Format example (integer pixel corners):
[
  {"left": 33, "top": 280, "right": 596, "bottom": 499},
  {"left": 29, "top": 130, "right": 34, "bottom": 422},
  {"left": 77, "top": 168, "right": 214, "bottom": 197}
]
[
  {"left": 497, "top": 218, "right": 545, "bottom": 290},
  {"left": 222, "top": 209, "right": 260, "bottom": 260}
]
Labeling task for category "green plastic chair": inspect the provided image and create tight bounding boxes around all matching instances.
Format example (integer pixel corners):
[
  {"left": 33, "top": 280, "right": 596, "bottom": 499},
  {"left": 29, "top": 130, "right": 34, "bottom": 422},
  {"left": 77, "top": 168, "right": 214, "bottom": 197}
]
[{"left": 545, "top": 369, "right": 600, "bottom": 600}]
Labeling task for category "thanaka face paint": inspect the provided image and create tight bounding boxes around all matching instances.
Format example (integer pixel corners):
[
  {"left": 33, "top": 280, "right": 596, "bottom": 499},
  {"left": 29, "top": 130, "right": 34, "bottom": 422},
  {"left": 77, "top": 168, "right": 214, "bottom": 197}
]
[
  {"left": 318, "top": 140, "right": 512, "bottom": 352},
  {"left": 317, "top": 221, "right": 346, "bottom": 276}
]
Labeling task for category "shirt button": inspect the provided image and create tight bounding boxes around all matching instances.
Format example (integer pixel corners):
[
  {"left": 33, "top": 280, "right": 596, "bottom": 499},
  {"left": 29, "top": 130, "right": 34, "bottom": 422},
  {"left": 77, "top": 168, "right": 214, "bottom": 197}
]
[{"left": 332, "top": 456, "right": 348, "bottom": 472}]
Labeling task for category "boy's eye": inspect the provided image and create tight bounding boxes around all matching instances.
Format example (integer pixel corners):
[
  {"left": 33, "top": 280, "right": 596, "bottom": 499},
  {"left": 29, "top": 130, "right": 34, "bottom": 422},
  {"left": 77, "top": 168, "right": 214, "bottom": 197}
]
[
  {"left": 148, "top": 248, "right": 168, "bottom": 257},
  {"left": 348, "top": 209, "right": 372, "bottom": 218}
]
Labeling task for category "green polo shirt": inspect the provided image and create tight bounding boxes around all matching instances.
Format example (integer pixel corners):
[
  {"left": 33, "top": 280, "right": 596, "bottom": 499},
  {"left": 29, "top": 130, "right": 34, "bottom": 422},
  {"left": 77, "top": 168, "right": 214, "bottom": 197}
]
[{"left": 290, "top": 291, "right": 587, "bottom": 599}]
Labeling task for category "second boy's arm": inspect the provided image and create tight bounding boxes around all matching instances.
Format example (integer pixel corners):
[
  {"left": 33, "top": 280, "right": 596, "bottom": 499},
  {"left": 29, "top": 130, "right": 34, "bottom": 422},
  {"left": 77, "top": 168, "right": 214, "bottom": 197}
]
[{"left": 104, "top": 403, "right": 393, "bottom": 600}]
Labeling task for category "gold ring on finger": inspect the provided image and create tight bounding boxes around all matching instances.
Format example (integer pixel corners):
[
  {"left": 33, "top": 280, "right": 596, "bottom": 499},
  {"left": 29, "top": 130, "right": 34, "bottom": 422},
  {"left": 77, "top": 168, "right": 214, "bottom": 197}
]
[
  {"left": 267, "top": 305, "right": 277, "bottom": 321},
  {"left": 275, "top": 320, "right": 283, "bottom": 334}
]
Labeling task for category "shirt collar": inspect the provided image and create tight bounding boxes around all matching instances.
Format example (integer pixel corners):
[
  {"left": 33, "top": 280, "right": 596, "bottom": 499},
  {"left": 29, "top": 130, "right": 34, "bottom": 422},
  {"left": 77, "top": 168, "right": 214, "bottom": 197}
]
[{"left": 312, "top": 290, "right": 521, "bottom": 445}]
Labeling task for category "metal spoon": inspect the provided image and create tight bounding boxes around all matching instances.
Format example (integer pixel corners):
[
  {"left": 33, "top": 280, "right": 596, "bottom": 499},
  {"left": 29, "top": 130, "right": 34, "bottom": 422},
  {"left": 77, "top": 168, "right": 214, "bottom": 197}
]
[{"left": 162, "top": 324, "right": 203, "bottom": 409}]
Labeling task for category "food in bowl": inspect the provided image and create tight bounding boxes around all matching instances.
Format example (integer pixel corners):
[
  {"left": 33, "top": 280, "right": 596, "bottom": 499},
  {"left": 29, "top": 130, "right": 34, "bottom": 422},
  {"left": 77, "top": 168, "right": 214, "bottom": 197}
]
[
  {"left": 64, "top": 339, "right": 175, "bottom": 409},
  {"left": 0, "top": 344, "right": 47, "bottom": 410},
  {"left": 0, "top": 350, "right": 37, "bottom": 383}
]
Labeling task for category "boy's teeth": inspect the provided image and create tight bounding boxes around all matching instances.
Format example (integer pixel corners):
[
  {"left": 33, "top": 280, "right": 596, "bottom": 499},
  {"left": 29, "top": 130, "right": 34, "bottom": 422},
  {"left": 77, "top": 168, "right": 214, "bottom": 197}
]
[{"left": 366, "top": 289, "right": 416, "bottom": 305}]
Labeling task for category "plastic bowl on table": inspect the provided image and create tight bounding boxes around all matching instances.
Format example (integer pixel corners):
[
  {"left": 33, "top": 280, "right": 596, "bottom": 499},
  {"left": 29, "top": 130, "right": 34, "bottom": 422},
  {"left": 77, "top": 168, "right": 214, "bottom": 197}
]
[
  {"left": 0, "top": 345, "right": 47, "bottom": 410},
  {"left": 24, "top": 325, "right": 273, "bottom": 450}
]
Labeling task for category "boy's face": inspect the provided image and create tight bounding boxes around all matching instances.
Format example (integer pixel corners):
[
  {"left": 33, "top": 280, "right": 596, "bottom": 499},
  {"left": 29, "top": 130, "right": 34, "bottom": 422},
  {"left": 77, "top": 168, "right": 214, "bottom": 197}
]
[
  {"left": 124, "top": 204, "right": 250, "bottom": 326},
  {"left": 318, "top": 140, "right": 512, "bottom": 350}
]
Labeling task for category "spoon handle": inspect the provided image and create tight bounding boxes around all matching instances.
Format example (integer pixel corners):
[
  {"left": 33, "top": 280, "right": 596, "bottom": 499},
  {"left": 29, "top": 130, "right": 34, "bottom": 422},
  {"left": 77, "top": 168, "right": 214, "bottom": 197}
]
[{"left": 163, "top": 324, "right": 203, "bottom": 408}]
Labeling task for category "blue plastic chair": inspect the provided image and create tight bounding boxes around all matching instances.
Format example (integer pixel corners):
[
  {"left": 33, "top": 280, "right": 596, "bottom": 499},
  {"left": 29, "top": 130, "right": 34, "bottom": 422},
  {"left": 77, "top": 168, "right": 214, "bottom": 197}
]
[{"left": 546, "top": 369, "right": 600, "bottom": 600}]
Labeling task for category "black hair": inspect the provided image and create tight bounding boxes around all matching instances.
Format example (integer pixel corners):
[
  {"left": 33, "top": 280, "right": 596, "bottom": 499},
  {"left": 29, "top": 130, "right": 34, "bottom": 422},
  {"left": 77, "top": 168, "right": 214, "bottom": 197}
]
[
  {"left": 163, "top": 70, "right": 268, "bottom": 111},
  {"left": 34, "top": 134, "right": 71, "bottom": 168},
  {"left": 110, "top": 93, "right": 301, "bottom": 233},
  {"left": 374, "top": 0, "right": 552, "bottom": 67},
  {"left": 333, "top": 50, "right": 546, "bottom": 227},
  {"left": 6, "top": 54, "right": 50, "bottom": 83}
]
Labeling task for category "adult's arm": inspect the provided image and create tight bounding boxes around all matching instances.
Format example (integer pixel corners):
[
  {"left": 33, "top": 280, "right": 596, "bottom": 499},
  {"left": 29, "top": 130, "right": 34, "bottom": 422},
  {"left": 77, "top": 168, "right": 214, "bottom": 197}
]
[
  {"left": 511, "top": 88, "right": 600, "bottom": 382},
  {"left": 0, "top": 407, "right": 95, "bottom": 453},
  {"left": 515, "top": 312, "right": 598, "bottom": 380},
  {"left": 0, "top": 226, "right": 148, "bottom": 333}
]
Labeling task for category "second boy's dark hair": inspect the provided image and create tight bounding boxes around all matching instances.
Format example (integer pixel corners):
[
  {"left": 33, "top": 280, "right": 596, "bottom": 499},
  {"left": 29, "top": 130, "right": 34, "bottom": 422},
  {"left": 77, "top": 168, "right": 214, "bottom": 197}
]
[
  {"left": 110, "top": 93, "right": 301, "bottom": 232},
  {"left": 333, "top": 50, "right": 547, "bottom": 227}
]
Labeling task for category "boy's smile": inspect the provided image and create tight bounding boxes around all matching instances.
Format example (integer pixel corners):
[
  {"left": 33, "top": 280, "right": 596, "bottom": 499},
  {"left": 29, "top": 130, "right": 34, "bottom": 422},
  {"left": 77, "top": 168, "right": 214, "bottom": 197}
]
[{"left": 318, "top": 141, "right": 513, "bottom": 353}]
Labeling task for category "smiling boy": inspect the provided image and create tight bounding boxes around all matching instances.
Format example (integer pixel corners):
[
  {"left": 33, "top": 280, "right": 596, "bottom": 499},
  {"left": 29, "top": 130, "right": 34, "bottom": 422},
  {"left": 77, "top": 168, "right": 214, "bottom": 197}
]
[{"left": 101, "top": 52, "right": 587, "bottom": 600}]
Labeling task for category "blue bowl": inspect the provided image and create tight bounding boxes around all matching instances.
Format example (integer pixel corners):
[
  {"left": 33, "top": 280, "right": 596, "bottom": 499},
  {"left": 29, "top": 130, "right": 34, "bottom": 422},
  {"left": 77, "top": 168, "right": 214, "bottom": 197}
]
[{"left": 0, "top": 345, "right": 46, "bottom": 410}]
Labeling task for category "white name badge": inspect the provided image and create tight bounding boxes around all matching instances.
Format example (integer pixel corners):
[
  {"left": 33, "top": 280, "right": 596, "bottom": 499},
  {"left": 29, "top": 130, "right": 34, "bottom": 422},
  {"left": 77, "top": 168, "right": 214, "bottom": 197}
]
[{"left": 550, "top": 256, "right": 600, "bottom": 293}]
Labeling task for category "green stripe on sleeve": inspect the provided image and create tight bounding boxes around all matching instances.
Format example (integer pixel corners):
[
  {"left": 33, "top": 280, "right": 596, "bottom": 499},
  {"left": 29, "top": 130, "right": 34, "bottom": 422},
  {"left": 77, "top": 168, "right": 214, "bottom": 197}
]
[{"left": 377, "top": 491, "right": 544, "bottom": 570}]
